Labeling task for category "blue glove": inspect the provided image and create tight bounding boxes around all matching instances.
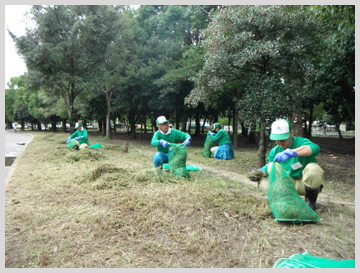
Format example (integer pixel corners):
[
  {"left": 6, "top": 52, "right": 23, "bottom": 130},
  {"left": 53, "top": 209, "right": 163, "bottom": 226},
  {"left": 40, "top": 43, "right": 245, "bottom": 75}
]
[
  {"left": 274, "top": 148, "right": 298, "bottom": 163},
  {"left": 75, "top": 136, "right": 82, "bottom": 141},
  {"left": 208, "top": 131, "right": 215, "bottom": 136},
  {"left": 67, "top": 136, "right": 72, "bottom": 141},
  {"left": 159, "top": 139, "right": 169, "bottom": 148},
  {"left": 182, "top": 137, "right": 191, "bottom": 146},
  {"left": 250, "top": 169, "right": 263, "bottom": 174}
]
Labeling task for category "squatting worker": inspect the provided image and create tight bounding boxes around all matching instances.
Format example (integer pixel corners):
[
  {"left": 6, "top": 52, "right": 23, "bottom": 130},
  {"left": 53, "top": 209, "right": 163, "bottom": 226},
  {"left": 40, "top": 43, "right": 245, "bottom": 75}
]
[
  {"left": 151, "top": 116, "right": 191, "bottom": 168},
  {"left": 208, "top": 123, "right": 234, "bottom": 160},
  {"left": 252, "top": 119, "right": 324, "bottom": 210},
  {"left": 67, "top": 122, "right": 89, "bottom": 150}
]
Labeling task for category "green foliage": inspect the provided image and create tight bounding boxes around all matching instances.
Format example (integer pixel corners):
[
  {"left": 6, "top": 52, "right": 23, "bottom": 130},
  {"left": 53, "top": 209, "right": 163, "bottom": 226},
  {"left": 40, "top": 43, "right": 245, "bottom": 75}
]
[
  {"left": 5, "top": 75, "right": 35, "bottom": 124},
  {"left": 310, "top": 5, "right": 355, "bottom": 31},
  {"left": 6, "top": 5, "right": 355, "bottom": 137}
]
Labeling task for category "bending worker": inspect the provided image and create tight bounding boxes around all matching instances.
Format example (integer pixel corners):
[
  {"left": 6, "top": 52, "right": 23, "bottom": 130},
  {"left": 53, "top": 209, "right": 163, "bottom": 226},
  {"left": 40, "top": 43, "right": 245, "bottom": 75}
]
[
  {"left": 67, "top": 122, "right": 89, "bottom": 150},
  {"left": 208, "top": 123, "right": 234, "bottom": 160},
  {"left": 252, "top": 119, "right": 324, "bottom": 210},
  {"left": 151, "top": 116, "right": 191, "bottom": 168}
]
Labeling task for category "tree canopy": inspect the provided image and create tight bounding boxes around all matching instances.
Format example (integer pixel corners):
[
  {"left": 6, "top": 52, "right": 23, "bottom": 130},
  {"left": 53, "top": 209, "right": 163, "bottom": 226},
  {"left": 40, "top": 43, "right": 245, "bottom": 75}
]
[{"left": 6, "top": 5, "right": 355, "bottom": 163}]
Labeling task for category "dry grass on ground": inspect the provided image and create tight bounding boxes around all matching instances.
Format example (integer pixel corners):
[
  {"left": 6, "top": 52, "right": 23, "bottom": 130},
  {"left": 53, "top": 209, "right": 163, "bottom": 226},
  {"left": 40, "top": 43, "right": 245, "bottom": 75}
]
[{"left": 5, "top": 130, "right": 355, "bottom": 268}]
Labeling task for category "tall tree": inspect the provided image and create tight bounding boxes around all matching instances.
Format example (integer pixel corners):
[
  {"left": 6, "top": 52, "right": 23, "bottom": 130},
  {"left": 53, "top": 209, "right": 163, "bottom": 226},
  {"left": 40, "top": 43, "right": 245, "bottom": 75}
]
[
  {"left": 5, "top": 75, "right": 35, "bottom": 130},
  {"left": 188, "top": 5, "right": 321, "bottom": 166},
  {"left": 9, "top": 5, "right": 94, "bottom": 134},
  {"left": 77, "top": 5, "right": 130, "bottom": 139}
]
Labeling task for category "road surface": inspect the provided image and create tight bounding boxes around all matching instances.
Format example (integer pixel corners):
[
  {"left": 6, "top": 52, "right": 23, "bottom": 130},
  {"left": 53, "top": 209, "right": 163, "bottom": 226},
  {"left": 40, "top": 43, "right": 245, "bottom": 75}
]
[{"left": 5, "top": 130, "right": 33, "bottom": 182}]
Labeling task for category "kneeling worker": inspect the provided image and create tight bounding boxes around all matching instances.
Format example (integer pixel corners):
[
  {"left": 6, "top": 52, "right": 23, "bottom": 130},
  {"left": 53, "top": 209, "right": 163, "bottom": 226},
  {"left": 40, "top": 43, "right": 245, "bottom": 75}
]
[
  {"left": 252, "top": 119, "right": 324, "bottom": 210},
  {"left": 67, "top": 122, "right": 89, "bottom": 150},
  {"left": 208, "top": 123, "right": 234, "bottom": 160},
  {"left": 151, "top": 116, "right": 191, "bottom": 168}
]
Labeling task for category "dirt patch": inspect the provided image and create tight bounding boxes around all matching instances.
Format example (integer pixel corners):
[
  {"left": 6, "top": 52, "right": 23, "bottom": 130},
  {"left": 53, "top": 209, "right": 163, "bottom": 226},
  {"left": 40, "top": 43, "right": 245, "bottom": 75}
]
[{"left": 198, "top": 165, "right": 355, "bottom": 211}]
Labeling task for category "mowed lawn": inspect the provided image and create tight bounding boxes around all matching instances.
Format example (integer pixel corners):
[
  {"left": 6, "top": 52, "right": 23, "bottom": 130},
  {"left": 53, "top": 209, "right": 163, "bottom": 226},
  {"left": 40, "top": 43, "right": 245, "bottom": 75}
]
[{"left": 5, "top": 130, "right": 355, "bottom": 268}]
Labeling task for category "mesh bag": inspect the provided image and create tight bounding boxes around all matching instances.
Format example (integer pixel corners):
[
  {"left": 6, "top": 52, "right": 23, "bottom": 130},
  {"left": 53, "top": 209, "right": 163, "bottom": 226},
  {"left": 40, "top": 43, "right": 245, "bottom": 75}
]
[
  {"left": 267, "top": 162, "right": 321, "bottom": 222},
  {"left": 168, "top": 144, "right": 190, "bottom": 178},
  {"left": 67, "top": 139, "right": 79, "bottom": 149},
  {"left": 273, "top": 252, "right": 355, "bottom": 268},
  {"left": 203, "top": 133, "right": 213, "bottom": 158}
]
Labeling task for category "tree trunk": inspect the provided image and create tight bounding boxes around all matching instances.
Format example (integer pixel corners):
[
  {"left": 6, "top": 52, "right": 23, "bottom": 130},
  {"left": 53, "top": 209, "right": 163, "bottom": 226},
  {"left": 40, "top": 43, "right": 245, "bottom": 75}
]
[
  {"left": 194, "top": 111, "right": 201, "bottom": 136},
  {"left": 20, "top": 119, "right": 24, "bottom": 131},
  {"left": 202, "top": 117, "right": 207, "bottom": 134},
  {"left": 62, "top": 119, "right": 67, "bottom": 132},
  {"left": 98, "top": 121, "right": 102, "bottom": 133},
  {"left": 51, "top": 120, "right": 57, "bottom": 132},
  {"left": 37, "top": 120, "right": 42, "bottom": 131},
  {"left": 102, "top": 120, "right": 106, "bottom": 137},
  {"left": 232, "top": 107, "right": 238, "bottom": 148},
  {"left": 308, "top": 104, "right": 314, "bottom": 138},
  {"left": 112, "top": 118, "right": 116, "bottom": 135},
  {"left": 246, "top": 124, "right": 256, "bottom": 144},
  {"left": 335, "top": 122, "right": 343, "bottom": 139},
  {"left": 344, "top": 96, "right": 355, "bottom": 122},
  {"left": 258, "top": 122, "right": 266, "bottom": 167},
  {"left": 105, "top": 90, "right": 112, "bottom": 139},
  {"left": 181, "top": 114, "right": 187, "bottom": 132},
  {"left": 188, "top": 115, "right": 192, "bottom": 134},
  {"left": 144, "top": 115, "right": 148, "bottom": 134},
  {"left": 176, "top": 114, "right": 181, "bottom": 130},
  {"left": 130, "top": 114, "right": 136, "bottom": 139},
  {"left": 140, "top": 121, "right": 143, "bottom": 140},
  {"left": 228, "top": 108, "right": 232, "bottom": 135},
  {"left": 290, "top": 102, "right": 304, "bottom": 137},
  {"left": 241, "top": 122, "right": 248, "bottom": 137}
]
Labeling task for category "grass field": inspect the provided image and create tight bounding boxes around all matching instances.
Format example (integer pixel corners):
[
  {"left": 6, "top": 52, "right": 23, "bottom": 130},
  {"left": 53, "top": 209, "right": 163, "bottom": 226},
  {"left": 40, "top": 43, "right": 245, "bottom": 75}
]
[{"left": 5, "top": 130, "right": 355, "bottom": 268}]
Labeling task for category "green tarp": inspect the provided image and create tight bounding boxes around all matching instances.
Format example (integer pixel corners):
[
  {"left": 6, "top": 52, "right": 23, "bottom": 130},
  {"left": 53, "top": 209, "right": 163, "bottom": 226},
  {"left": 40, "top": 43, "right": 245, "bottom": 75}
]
[{"left": 273, "top": 252, "right": 355, "bottom": 268}]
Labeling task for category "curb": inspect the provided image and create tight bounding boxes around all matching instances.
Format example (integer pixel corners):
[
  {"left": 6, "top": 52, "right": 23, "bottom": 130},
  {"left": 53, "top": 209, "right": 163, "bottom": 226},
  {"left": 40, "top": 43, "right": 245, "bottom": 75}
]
[{"left": 5, "top": 133, "right": 34, "bottom": 187}]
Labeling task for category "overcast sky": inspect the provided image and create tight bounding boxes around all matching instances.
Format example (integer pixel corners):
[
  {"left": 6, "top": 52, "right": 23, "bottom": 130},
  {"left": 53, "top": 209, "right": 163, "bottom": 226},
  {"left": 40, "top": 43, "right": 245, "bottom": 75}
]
[
  {"left": 3, "top": 4, "right": 143, "bottom": 89},
  {"left": 4, "top": 5, "right": 33, "bottom": 89}
]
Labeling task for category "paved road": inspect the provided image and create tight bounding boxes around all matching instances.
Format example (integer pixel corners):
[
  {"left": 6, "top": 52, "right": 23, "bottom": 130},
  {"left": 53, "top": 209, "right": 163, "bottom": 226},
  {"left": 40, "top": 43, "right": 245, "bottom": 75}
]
[{"left": 5, "top": 130, "right": 33, "bottom": 181}]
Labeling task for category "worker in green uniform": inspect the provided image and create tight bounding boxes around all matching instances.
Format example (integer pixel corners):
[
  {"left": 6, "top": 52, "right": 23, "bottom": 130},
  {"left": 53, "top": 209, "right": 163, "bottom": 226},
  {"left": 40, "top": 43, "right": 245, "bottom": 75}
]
[
  {"left": 151, "top": 116, "right": 191, "bottom": 168},
  {"left": 67, "top": 122, "right": 89, "bottom": 150},
  {"left": 250, "top": 119, "right": 324, "bottom": 210},
  {"left": 208, "top": 123, "right": 234, "bottom": 160}
]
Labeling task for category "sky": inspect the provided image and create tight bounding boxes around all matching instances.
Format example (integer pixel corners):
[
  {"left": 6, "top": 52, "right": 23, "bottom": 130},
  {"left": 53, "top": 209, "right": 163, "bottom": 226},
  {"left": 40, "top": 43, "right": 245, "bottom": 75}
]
[
  {"left": 3, "top": 4, "right": 144, "bottom": 89},
  {"left": 4, "top": 5, "right": 33, "bottom": 89}
]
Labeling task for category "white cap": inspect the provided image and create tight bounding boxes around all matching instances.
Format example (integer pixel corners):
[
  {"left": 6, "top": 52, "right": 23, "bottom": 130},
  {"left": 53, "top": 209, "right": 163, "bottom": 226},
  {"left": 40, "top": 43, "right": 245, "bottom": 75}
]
[
  {"left": 156, "top": 116, "right": 169, "bottom": 125},
  {"left": 270, "top": 119, "right": 292, "bottom": 140}
]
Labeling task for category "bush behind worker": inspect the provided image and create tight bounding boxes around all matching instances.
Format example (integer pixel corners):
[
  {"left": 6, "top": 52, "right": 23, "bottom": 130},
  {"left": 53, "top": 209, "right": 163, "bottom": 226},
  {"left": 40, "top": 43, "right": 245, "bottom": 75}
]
[
  {"left": 67, "top": 122, "right": 89, "bottom": 150},
  {"left": 151, "top": 116, "right": 191, "bottom": 168},
  {"left": 252, "top": 119, "right": 324, "bottom": 210}
]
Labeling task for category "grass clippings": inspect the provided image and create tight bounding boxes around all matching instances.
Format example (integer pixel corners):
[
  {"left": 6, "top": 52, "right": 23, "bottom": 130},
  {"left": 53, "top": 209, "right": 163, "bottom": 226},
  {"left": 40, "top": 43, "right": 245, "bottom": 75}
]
[{"left": 5, "top": 130, "right": 355, "bottom": 268}]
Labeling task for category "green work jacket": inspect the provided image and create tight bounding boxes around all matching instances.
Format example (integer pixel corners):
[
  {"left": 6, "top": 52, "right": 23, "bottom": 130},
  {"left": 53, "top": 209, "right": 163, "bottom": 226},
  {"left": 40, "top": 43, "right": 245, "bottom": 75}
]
[
  {"left": 261, "top": 136, "right": 320, "bottom": 178},
  {"left": 70, "top": 128, "right": 89, "bottom": 145},
  {"left": 151, "top": 129, "right": 191, "bottom": 153},
  {"left": 211, "top": 129, "right": 232, "bottom": 146}
]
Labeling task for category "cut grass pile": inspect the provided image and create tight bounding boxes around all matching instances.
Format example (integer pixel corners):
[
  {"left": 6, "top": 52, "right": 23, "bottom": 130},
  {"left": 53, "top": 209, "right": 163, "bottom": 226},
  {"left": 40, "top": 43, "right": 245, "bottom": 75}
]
[{"left": 5, "top": 131, "right": 355, "bottom": 268}]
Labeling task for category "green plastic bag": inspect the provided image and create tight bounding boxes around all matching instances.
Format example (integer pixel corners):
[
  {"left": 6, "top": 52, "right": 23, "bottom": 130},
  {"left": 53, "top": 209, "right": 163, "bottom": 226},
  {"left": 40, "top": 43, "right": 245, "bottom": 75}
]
[
  {"left": 67, "top": 139, "right": 78, "bottom": 149},
  {"left": 267, "top": 162, "right": 322, "bottom": 222},
  {"left": 90, "top": 143, "right": 103, "bottom": 149},
  {"left": 203, "top": 133, "right": 213, "bottom": 158},
  {"left": 168, "top": 144, "right": 190, "bottom": 178},
  {"left": 273, "top": 252, "right": 355, "bottom": 268}
]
